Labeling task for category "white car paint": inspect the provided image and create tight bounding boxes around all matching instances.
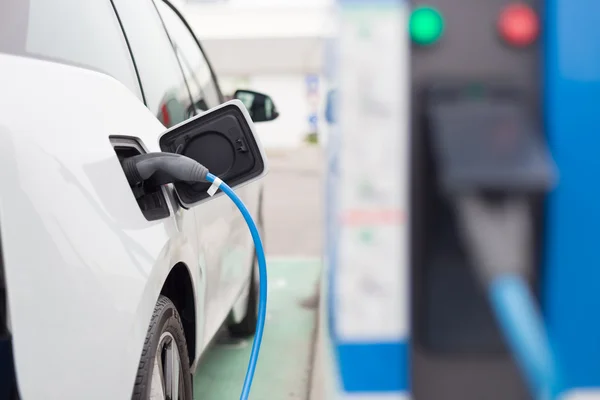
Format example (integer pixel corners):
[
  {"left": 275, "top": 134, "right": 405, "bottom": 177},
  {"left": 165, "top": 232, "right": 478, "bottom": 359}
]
[{"left": 0, "top": 49, "right": 262, "bottom": 400}]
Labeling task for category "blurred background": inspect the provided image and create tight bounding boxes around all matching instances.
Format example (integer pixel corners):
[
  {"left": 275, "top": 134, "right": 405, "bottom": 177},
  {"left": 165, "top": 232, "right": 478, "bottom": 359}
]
[{"left": 181, "top": 0, "right": 335, "bottom": 149}]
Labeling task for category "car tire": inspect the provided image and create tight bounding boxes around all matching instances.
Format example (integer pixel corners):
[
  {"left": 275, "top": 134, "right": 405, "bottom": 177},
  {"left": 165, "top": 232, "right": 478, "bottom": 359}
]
[
  {"left": 132, "top": 295, "right": 193, "bottom": 400},
  {"left": 228, "top": 202, "right": 264, "bottom": 338}
]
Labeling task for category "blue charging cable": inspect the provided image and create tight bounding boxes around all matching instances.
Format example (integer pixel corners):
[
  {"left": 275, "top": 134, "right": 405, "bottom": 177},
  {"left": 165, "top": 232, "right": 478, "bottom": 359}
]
[
  {"left": 490, "top": 275, "right": 561, "bottom": 399},
  {"left": 205, "top": 173, "right": 268, "bottom": 400}
]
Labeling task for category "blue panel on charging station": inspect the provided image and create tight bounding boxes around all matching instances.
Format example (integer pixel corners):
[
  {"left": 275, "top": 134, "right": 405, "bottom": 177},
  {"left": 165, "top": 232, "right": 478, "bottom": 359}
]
[{"left": 544, "top": 0, "right": 600, "bottom": 391}]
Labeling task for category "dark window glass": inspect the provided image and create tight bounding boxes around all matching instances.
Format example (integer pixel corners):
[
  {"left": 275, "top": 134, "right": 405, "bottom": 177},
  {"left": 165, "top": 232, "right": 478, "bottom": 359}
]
[
  {"left": 156, "top": 1, "right": 222, "bottom": 112},
  {"left": 0, "top": 0, "right": 141, "bottom": 99},
  {"left": 111, "top": 0, "right": 196, "bottom": 127}
]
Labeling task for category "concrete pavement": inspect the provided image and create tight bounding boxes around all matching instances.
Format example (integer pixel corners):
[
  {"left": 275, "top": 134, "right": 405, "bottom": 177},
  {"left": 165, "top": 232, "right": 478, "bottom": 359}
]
[
  {"left": 263, "top": 146, "right": 324, "bottom": 256},
  {"left": 193, "top": 258, "right": 321, "bottom": 399}
]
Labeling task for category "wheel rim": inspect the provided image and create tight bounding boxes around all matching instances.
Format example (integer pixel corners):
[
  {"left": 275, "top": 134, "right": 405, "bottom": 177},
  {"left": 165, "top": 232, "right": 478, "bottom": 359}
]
[{"left": 149, "top": 332, "right": 184, "bottom": 400}]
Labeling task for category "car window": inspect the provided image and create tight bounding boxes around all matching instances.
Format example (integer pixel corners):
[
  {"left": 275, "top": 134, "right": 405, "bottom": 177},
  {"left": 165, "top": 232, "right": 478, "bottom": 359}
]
[
  {"left": 111, "top": 0, "right": 196, "bottom": 128},
  {"left": 156, "top": 1, "right": 222, "bottom": 112},
  {"left": 0, "top": 0, "right": 142, "bottom": 100}
]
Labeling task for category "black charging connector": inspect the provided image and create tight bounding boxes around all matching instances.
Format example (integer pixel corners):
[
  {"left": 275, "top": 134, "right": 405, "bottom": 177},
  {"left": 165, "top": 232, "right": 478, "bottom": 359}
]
[{"left": 121, "top": 152, "right": 209, "bottom": 188}]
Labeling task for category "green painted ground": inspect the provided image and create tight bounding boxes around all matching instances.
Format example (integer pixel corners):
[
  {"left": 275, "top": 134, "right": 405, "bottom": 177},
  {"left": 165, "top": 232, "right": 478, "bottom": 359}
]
[{"left": 193, "top": 257, "right": 322, "bottom": 400}]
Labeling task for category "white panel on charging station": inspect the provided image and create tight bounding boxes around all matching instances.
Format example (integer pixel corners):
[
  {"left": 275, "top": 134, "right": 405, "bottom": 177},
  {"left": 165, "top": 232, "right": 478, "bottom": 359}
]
[
  {"left": 324, "top": 0, "right": 410, "bottom": 398},
  {"left": 336, "top": 0, "right": 409, "bottom": 344}
]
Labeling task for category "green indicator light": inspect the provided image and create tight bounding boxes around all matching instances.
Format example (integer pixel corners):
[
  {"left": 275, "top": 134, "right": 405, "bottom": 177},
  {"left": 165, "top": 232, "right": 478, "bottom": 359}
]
[
  {"left": 409, "top": 6, "right": 444, "bottom": 46},
  {"left": 465, "top": 83, "right": 485, "bottom": 99}
]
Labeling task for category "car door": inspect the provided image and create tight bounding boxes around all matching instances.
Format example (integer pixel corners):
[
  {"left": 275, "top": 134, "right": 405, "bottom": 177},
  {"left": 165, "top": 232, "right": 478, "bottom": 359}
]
[{"left": 155, "top": 0, "right": 260, "bottom": 344}]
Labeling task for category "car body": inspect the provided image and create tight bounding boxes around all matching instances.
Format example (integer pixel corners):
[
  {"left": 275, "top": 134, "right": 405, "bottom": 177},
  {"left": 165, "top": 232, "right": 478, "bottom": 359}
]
[{"left": 0, "top": 0, "right": 276, "bottom": 398}]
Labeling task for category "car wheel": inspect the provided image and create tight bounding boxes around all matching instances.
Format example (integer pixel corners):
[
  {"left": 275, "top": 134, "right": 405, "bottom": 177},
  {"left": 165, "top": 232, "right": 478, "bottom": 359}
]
[
  {"left": 132, "top": 295, "right": 193, "bottom": 400},
  {"left": 228, "top": 204, "right": 264, "bottom": 338}
]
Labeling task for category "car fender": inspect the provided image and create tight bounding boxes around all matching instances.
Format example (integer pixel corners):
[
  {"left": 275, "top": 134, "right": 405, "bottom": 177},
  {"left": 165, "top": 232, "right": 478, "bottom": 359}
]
[{"left": 0, "top": 54, "right": 203, "bottom": 399}]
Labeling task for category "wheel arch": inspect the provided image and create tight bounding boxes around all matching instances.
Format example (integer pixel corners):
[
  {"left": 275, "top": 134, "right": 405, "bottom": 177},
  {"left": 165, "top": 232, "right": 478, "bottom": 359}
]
[{"left": 160, "top": 262, "right": 196, "bottom": 364}]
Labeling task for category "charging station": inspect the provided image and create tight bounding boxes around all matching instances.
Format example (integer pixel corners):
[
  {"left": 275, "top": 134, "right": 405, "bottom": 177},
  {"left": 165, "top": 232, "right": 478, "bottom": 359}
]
[
  {"left": 411, "top": 0, "right": 549, "bottom": 398},
  {"left": 323, "top": 0, "right": 600, "bottom": 399}
]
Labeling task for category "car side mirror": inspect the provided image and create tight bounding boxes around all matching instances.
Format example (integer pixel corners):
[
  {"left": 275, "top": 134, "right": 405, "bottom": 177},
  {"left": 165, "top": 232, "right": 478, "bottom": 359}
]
[
  {"left": 233, "top": 89, "right": 279, "bottom": 123},
  {"left": 158, "top": 100, "right": 268, "bottom": 207}
]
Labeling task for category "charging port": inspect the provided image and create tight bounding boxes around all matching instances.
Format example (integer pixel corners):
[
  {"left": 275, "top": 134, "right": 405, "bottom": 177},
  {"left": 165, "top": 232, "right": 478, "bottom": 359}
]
[{"left": 110, "top": 137, "right": 170, "bottom": 222}]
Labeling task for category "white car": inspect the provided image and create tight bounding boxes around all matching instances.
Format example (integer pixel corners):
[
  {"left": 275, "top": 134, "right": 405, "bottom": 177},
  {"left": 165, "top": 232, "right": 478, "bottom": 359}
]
[{"left": 0, "top": 0, "right": 278, "bottom": 399}]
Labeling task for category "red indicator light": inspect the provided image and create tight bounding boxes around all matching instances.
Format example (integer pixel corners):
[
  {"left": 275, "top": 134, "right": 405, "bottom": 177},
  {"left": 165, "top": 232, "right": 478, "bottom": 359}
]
[
  {"left": 160, "top": 103, "right": 171, "bottom": 127},
  {"left": 498, "top": 3, "right": 539, "bottom": 47}
]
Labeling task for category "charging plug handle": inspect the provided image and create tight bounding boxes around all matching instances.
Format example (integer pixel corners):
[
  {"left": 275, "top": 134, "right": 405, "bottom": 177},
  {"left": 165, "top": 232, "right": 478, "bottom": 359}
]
[{"left": 122, "top": 152, "right": 209, "bottom": 187}]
